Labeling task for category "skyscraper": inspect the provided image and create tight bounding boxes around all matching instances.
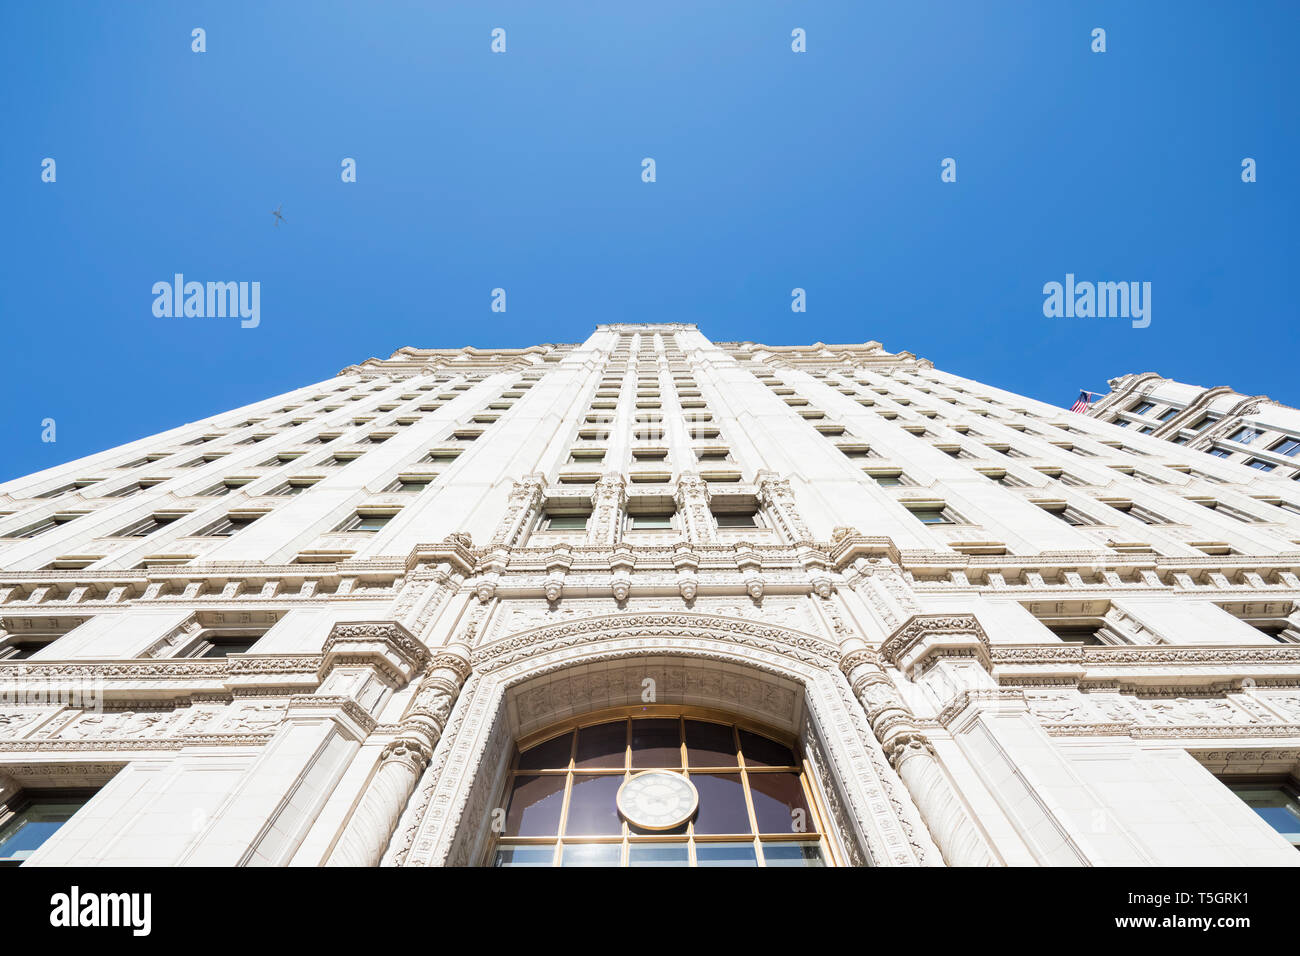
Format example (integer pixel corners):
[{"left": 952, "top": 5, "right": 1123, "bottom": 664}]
[{"left": 1, "top": 324, "right": 1297, "bottom": 866}]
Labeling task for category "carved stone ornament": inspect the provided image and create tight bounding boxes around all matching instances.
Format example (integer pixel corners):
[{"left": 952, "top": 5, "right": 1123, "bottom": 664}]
[{"left": 880, "top": 613, "right": 992, "bottom": 678}]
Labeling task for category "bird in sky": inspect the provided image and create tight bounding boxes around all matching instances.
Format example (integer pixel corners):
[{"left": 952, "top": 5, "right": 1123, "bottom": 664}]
[{"left": 271, "top": 204, "right": 286, "bottom": 227}]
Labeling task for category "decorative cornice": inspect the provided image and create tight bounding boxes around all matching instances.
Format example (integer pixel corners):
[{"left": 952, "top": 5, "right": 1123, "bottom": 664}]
[{"left": 991, "top": 644, "right": 1300, "bottom": 667}]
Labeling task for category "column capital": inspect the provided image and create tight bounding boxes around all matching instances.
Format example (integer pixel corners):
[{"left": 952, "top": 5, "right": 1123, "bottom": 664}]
[
  {"left": 880, "top": 613, "right": 991, "bottom": 679},
  {"left": 322, "top": 620, "right": 428, "bottom": 686}
]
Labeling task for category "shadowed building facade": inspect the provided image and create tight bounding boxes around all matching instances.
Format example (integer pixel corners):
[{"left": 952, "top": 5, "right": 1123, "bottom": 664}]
[{"left": 0, "top": 324, "right": 1298, "bottom": 866}]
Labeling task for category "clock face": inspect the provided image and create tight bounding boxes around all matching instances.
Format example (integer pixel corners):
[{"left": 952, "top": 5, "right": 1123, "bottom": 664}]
[{"left": 616, "top": 771, "right": 700, "bottom": 831}]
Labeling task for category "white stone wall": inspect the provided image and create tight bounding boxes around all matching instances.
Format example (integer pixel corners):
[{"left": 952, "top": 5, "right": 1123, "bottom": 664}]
[{"left": 1, "top": 324, "right": 1297, "bottom": 867}]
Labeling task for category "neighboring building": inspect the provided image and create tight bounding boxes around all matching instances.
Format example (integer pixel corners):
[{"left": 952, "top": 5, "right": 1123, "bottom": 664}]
[
  {"left": 1, "top": 324, "right": 1299, "bottom": 867},
  {"left": 1089, "top": 372, "right": 1300, "bottom": 480}
]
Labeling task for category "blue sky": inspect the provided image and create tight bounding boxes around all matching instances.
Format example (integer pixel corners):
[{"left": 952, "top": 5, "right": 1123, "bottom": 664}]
[{"left": 2, "top": 1, "right": 1296, "bottom": 482}]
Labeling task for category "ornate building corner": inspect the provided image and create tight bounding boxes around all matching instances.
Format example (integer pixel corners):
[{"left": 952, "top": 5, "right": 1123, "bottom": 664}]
[
  {"left": 839, "top": 620, "right": 998, "bottom": 866},
  {"left": 326, "top": 642, "right": 473, "bottom": 866}
]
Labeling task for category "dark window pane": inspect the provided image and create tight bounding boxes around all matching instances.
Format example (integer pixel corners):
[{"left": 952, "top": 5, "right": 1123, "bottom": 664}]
[
  {"left": 575, "top": 721, "right": 626, "bottom": 770},
  {"left": 691, "top": 773, "right": 751, "bottom": 835},
  {"left": 695, "top": 842, "right": 758, "bottom": 867},
  {"left": 503, "top": 774, "right": 565, "bottom": 837},
  {"left": 762, "top": 841, "right": 825, "bottom": 867},
  {"left": 517, "top": 732, "right": 572, "bottom": 771},
  {"left": 559, "top": 842, "right": 621, "bottom": 867},
  {"left": 199, "top": 639, "right": 258, "bottom": 659},
  {"left": 685, "top": 720, "right": 737, "bottom": 768},
  {"left": 748, "top": 772, "right": 812, "bottom": 834},
  {"left": 739, "top": 730, "right": 796, "bottom": 768},
  {"left": 628, "top": 842, "right": 690, "bottom": 867},
  {"left": 565, "top": 775, "right": 625, "bottom": 836},
  {"left": 492, "top": 845, "right": 554, "bottom": 867},
  {"left": 631, "top": 718, "right": 681, "bottom": 768}
]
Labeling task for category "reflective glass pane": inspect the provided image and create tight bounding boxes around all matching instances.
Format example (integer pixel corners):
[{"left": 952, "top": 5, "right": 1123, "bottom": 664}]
[
  {"left": 0, "top": 798, "right": 85, "bottom": 863},
  {"left": 691, "top": 773, "right": 751, "bottom": 835},
  {"left": 628, "top": 843, "right": 690, "bottom": 867},
  {"left": 748, "top": 772, "right": 812, "bottom": 834},
  {"left": 739, "top": 730, "right": 796, "bottom": 768},
  {"left": 575, "top": 721, "right": 626, "bottom": 769},
  {"left": 631, "top": 719, "right": 681, "bottom": 768},
  {"left": 762, "top": 841, "right": 825, "bottom": 867},
  {"left": 685, "top": 720, "right": 737, "bottom": 768},
  {"left": 565, "top": 775, "right": 625, "bottom": 836},
  {"left": 517, "top": 732, "right": 572, "bottom": 771},
  {"left": 695, "top": 842, "right": 758, "bottom": 867},
  {"left": 492, "top": 845, "right": 554, "bottom": 867},
  {"left": 1232, "top": 787, "right": 1300, "bottom": 841},
  {"left": 504, "top": 774, "right": 565, "bottom": 837},
  {"left": 559, "top": 842, "right": 622, "bottom": 867}
]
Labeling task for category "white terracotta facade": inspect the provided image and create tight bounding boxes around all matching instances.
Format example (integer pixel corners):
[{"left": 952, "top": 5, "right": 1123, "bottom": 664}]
[
  {"left": 1090, "top": 372, "right": 1300, "bottom": 480},
  {"left": 1, "top": 323, "right": 1298, "bottom": 866}
]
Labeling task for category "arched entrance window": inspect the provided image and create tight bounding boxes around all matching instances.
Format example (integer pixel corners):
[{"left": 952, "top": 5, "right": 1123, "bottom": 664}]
[{"left": 490, "top": 708, "right": 834, "bottom": 866}]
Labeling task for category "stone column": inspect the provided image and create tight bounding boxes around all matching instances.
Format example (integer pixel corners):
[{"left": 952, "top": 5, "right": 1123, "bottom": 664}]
[
  {"left": 673, "top": 473, "right": 717, "bottom": 543},
  {"left": 587, "top": 473, "right": 627, "bottom": 546},
  {"left": 489, "top": 474, "right": 546, "bottom": 547},
  {"left": 326, "top": 643, "right": 472, "bottom": 866},
  {"left": 756, "top": 471, "right": 813, "bottom": 544},
  {"left": 840, "top": 644, "right": 996, "bottom": 866}
]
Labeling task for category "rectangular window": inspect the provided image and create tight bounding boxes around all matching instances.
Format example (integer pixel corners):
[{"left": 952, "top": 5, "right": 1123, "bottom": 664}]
[
  {"left": 119, "top": 514, "right": 181, "bottom": 537},
  {"left": 907, "top": 506, "right": 952, "bottom": 525},
  {"left": 7, "top": 515, "right": 78, "bottom": 539},
  {"left": 33, "top": 484, "right": 77, "bottom": 499},
  {"left": 1113, "top": 503, "right": 1166, "bottom": 525},
  {"left": 714, "top": 512, "right": 758, "bottom": 528},
  {"left": 0, "top": 639, "right": 51, "bottom": 661},
  {"left": 1045, "top": 623, "right": 1104, "bottom": 646},
  {"left": 200, "top": 515, "right": 261, "bottom": 537},
  {"left": 628, "top": 512, "right": 674, "bottom": 530},
  {"left": 270, "top": 480, "right": 315, "bottom": 495},
  {"left": 1246, "top": 459, "right": 1276, "bottom": 471},
  {"left": 341, "top": 513, "right": 395, "bottom": 532},
  {"left": 387, "top": 478, "right": 433, "bottom": 493},
  {"left": 1157, "top": 408, "right": 1180, "bottom": 421},
  {"left": 1131, "top": 401, "right": 1155, "bottom": 414},
  {"left": 542, "top": 513, "right": 588, "bottom": 531},
  {"left": 1225, "top": 783, "right": 1300, "bottom": 848},
  {"left": 179, "top": 631, "right": 264, "bottom": 658},
  {"left": 1270, "top": 437, "right": 1300, "bottom": 457},
  {"left": 1041, "top": 505, "right": 1094, "bottom": 527},
  {"left": 0, "top": 791, "right": 97, "bottom": 865}
]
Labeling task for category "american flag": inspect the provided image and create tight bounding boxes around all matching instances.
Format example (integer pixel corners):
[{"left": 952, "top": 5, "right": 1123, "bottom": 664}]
[{"left": 1070, "top": 390, "right": 1095, "bottom": 413}]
